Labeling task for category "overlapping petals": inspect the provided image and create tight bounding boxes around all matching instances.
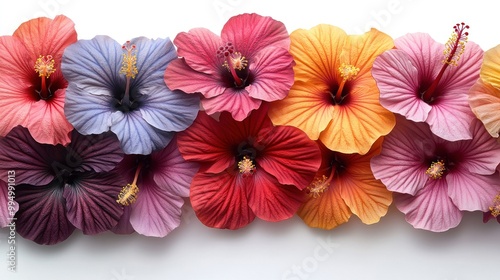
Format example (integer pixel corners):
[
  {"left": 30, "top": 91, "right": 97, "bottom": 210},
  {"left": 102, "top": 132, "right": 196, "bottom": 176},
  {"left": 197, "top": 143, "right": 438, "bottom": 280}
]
[
  {"left": 177, "top": 107, "right": 321, "bottom": 229},
  {"left": 268, "top": 25, "right": 395, "bottom": 154},
  {"left": 371, "top": 116, "right": 500, "bottom": 232},
  {"left": 372, "top": 32, "right": 483, "bottom": 141},
  {"left": 62, "top": 35, "right": 200, "bottom": 154},
  {"left": 0, "top": 15, "right": 77, "bottom": 145},
  {"left": 298, "top": 139, "right": 392, "bottom": 229},
  {"left": 0, "top": 127, "right": 125, "bottom": 244},
  {"left": 165, "top": 13, "right": 294, "bottom": 121},
  {"left": 112, "top": 136, "right": 198, "bottom": 237}
]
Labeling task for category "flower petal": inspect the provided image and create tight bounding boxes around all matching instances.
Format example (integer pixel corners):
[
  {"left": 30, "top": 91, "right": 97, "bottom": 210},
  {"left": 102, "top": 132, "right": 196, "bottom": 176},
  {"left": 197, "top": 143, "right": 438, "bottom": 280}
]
[
  {"left": 438, "top": 41, "right": 482, "bottom": 92},
  {"left": 164, "top": 58, "right": 226, "bottom": 98},
  {"left": 339, "top": 139, "right": 393, "bottom": 224},
  {"left": 258, "top": 126, "right": 321, "bottom": 188},
  {"left": 25, "top": 88, "right": 73, "bottom": 145},
  {"left": 222, "top": 13, "right": 290, "bottom": 58},
  {"left": 372, "top": 49, "right": 431, "bottom": 122},
  {"left": 13, "top": 15, "right": 77, "bottom": 62},
  {"left": 173, "top": 28, "right": 223, "bottom": 74},
  {"left": 63, "top": 172, "right": 125, "bottom": 235},
  {"left": 201, "top": 88, "right": 262, "bottom": 121},
  {"left": 110, "top": 110, "right": 175, "bottom": 155},
  {"left": 0, "top": 126, "right": 65, "bottom": 186},
  {"left": 177, "top": 112, "right": 235, "bottom": 173},
  {"left": 138, "top": 85, "right": 200, "bottom": 132},
  {"left": 447, "top": 170, "right": 500, "bottom": 212},
  {"left": 319, "top": 84, "right": 396, "bottom": 154},
  {"left": 0, "top": 180, "right": 17, "bottom": 228},
  {"left": 298, "top": 180, "right": 352, "bottom": 230},
  {"left": 469, "top": 79, "right": 500, "bottom": 138},
  {"left": 190, "top": 171, "right": 255, "bottom": 229},
  {"left": 395, "top": 180, "right": 463, "bottom": 232},
  {"left": 14, "top": 182, "right": 75, "bottom": 245},
  {"left": 247, "top": 170, "right": 305, "bottom": 222},
  {"left": 130, "top": 37, "right": 177, "bottom": 89},
  {"left": 479, "top": 44, "right": 500, "bottom": 88},
  {"left": 371, "top": 116, "right": 435, "bottom": 195},
  {"left": 67, "top": 130, "right": 123, "bottom": 173},
  {"left": 61, "top": 35, "right": 125, "bottom": 95},
  {"left": 152, "top": 137, "right": 198, "bottom": 197},
  {"left": 246, "top": 46, "right": 294, "bottom": 102},
  {"left": 111, "top": 206, "right": 135, "bottom": 235},
  {"left": 129, "top": 177, "right": 184, "bottom": 237},
  {"left": 268, "top": 81, "right": 334, "bottom": 140}
]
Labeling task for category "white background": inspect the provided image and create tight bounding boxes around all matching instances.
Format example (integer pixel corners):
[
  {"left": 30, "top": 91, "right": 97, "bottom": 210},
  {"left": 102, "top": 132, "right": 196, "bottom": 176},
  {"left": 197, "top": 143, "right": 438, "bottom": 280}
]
[{"left": 1, "top": 0, "right": 500, "bottom": 279}]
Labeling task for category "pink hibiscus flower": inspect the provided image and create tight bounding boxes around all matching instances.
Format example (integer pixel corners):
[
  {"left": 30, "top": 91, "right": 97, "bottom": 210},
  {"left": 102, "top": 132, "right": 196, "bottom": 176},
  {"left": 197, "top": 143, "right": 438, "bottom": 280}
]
[
  {"left": 177, "top": 107, "right": 321, "bottom": 229},
  {"left": 0, "top": 15, "right": 77, "bottom": 145},
  {"left": 372, "top": 23, "right": 483, "bottom": 141},
  {"left": 371, "top": 116, "right": 500, "bottom": 232},
  {"left": 164, "top": 13, "right": 294, "bottom": 121}
]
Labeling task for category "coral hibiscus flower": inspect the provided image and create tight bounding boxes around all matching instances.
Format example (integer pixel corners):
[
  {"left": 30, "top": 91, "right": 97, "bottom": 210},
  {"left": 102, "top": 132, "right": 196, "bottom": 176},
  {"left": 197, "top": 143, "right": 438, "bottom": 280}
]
[
  {"left": 0, "top": 15, "right": 77, "bottom": 145},
  {"left": 111, "top": 136, "right": 198, "bottom": 237},
  {"left": 469, "top": 44, "right": 500, "bottom": 138},
  {"left": 61, "top": 36, "right": 200, "bottom": 155},
  {"left": 0, "top": 127, "right": 125, "bottom": 244},
  {"left": 372, "top": 23, "right": 483, "bottom": 141},
  {"left": 164, "top": 13, "right": 294, "bottom": 121},
  {"left": 298, "top": 139, "right": 392, "bottom": 229},
  {"left": 268, "top": 25, "right": 395, "bottom": 155},
  {"left": 371, "top": 116, "right": 500, "bottom": 232},
  {"left": 177, "top": 107, "right": 321, "bottom": 229}
]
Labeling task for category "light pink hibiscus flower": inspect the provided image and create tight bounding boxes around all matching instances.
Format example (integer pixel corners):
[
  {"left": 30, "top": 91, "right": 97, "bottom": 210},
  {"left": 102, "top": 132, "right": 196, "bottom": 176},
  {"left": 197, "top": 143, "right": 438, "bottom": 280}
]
[{"left": 372, "top": 23, "right": 483, "bottom": 141}]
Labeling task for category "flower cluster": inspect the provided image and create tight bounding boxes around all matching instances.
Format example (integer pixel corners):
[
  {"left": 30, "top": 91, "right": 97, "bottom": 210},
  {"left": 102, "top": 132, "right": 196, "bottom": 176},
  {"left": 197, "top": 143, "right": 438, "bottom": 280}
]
[{"left": 0, "top": 14, "right": 499, "bottom": 245}]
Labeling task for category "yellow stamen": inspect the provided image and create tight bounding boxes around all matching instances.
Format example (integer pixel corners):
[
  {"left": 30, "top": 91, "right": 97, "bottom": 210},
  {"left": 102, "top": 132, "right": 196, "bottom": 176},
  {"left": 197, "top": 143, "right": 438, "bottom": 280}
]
[
  {"left": 116, "top": 163, "right": 142, "bottom": 206},
  {"left": 307, "top": 175, "right": 331, "bottom": 198},
  {"left": 425, "top": 160, "right": 446, "bottom": 179},
  {"left": 34, "top": 55, "right": 56, "bottom": 78},
  {"left": 335, "top": 63, "right": 359, "bottom": 103},
  {"left": 120, "top": 41, "right": 138, "bottom": 79},
  {"left": 489, "top": 195, "right": 500, "bottom": 217},
  {"left": 238, "top": 156, "right": 256, "bottom": 176}
]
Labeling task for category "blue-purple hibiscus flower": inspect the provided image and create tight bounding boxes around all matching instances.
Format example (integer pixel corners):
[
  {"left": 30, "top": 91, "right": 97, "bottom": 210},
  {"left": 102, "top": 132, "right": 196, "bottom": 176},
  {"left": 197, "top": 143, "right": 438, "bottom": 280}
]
[
  {"left": 61, "top": 36, "right": 200, "bottom": 155},
  {"left": 0, "top": 126, "right": 125, "bottom": 245}
]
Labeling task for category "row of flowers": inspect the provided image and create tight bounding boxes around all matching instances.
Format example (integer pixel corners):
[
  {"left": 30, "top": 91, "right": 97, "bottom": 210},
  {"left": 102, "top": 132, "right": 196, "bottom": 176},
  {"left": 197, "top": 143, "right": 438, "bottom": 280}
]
[{"left": 0, "top": 13, "right": 499, "bottom": 245}]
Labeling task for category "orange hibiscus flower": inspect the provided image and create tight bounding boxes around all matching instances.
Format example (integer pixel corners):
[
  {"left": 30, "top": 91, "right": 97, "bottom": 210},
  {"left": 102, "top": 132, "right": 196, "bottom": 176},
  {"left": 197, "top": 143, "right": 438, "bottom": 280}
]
[
  {"left": 268, "top": 25, "right": 395, "bottom": 154},
  {"left": 298, "top": 138, "right": 392, "bottom": 229}
]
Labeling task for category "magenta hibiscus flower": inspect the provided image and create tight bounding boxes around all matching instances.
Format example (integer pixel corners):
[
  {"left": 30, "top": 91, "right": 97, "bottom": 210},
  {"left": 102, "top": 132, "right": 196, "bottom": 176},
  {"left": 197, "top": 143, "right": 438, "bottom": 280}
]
[
  {"left": 164, "top": 13, "right": 294, "bottom": 121},
  {"left": 372, "top": 23, "right": 483, "bottom": 141},
  {"left": 177, "top": 107, "right": 321, "bottom": 229},
  {"left": 111, "top": 136, "right": 198, "bottom": 237},
  {"left": 371, "top": 116, "right": 500, "bottom": 232}
]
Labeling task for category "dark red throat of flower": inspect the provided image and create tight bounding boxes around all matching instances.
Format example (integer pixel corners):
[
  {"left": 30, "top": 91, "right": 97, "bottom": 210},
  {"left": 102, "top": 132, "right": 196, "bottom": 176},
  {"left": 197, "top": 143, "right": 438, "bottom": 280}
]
[{"left": 421, "top": 23, "right": 469, "bottom": 103}]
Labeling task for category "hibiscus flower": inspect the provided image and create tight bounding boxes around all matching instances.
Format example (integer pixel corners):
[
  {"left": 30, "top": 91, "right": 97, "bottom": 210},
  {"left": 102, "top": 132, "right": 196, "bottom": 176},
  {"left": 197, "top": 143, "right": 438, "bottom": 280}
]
[
  {"left": 298, "top": 139, "right": 392, "bottom": 229},
  {"left": 164, "top": 13, "right": 294, "bottom": 121},
  {"left": 61, "top": 36, "right": 200, "bottom": 155},
  {"left": 268, "top": 25, "right": 395, "bottom": 155},
  {"left": 177, "top": 107, "right": 321, "bottom": 229},
  {"left": 111, "top": 136, "right": 198, "bottom": 237},
  {"left": 0, "top": 127, "right": 125, "bottom": 244},
  {"left": 469, "top": 44, "right": 500, "bottom": 139},
  {"left": 372, "top": 23, "right": 483, "bottom": 141},
  {"left": 370, "top": 116, "right": 500, "bottom": 232},
  {"left": 0, "top": 15, "right": 77, "bottom": 145}
]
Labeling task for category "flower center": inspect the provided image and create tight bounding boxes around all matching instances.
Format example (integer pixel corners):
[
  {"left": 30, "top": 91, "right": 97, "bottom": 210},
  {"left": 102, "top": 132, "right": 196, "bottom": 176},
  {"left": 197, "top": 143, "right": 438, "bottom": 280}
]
[
  {"left": 421, "top": 23, "right": 469, "bottom": 103},
  {"left": 116, "top": 162, "right": 142, "bottom": 206},
  {"left": 489, "top": 194, "right": 500, "bottom": 218},
  {"left": 307, "top": 166, "right": 336, "bottom": 198},
  {"left": 34, "top": 55, "right": 56, "bottom": 100},
  {"left": 217, "top": 42, "right": 248, "bottom": 88},
  {"left": 425, "top": 160, "right": 446, "bottom": 179},
  {"left": 238, "top": 156, "right": 256, "bottom": 177},
  {"left": 117, "top": 41, "right": 139, "bottom": 111},
  {"left": 332, "top": 63, "right": 359, "bottom": 104}
]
